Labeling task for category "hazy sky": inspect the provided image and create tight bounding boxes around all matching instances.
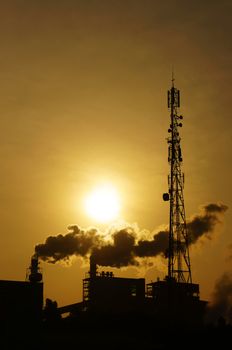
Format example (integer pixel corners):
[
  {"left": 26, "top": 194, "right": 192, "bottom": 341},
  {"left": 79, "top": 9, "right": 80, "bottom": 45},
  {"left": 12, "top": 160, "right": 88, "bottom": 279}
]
[{"left": 0, "top": 0, "right": 231, "bottom": 306}]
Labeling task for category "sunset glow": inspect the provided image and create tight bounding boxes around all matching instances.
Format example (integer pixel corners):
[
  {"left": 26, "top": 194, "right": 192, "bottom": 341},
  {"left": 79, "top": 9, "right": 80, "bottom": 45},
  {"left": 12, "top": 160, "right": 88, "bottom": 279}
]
[{"left": 84, "top": 184, "right": 120, "bottom": 222}]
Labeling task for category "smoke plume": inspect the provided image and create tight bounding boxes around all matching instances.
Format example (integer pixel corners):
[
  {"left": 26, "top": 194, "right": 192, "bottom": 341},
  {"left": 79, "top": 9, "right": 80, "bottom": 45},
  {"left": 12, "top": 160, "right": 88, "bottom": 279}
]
[
  {"left": 187, "top": 202, "right": 228, "bottom": 244},
  {"left": 35, "top": 202, "right": 227, "bottom": 267},
  {"left": 92, "top": 228, "right": 138, "bottom": 268},
  {"left": 206, "top": 272, "right": 232, "bottom": 324},
  {"left": 35, "top": 225, "right": 100, "bottom": 263}
]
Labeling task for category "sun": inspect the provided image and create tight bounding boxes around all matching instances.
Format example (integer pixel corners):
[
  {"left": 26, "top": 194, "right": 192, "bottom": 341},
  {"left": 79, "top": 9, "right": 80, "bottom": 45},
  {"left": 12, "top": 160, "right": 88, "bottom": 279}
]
[{"left": 84, "top": 184, "right": 121, "bottom": 223}]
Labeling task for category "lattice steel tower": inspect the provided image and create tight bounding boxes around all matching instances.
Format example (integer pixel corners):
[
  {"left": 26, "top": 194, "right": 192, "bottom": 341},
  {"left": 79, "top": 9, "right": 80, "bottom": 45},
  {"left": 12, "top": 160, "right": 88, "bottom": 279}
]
[{"left": 163, "top": 78, "right": 192, "bottom": 283}]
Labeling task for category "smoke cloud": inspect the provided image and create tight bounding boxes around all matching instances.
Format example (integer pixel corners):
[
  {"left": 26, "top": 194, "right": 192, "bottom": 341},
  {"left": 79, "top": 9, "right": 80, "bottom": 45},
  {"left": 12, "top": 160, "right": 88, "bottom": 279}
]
[
  {"left": 206, "top": 272, "right": 232, "bottom": 324},
  {"left": 92, "top": 228, "right": 137, "bottom": 268},
  {"left": 35, "top": 225, "right": 100, "bottom": 263},
  {"left": 187, "top": 202, "right": 228, "bottom": 244},
  {"left": 35, "top": 202, "right": 227, "bottom": 267},
  {"left": 135, "top": 231, "right": 169, "bottom": 258}
]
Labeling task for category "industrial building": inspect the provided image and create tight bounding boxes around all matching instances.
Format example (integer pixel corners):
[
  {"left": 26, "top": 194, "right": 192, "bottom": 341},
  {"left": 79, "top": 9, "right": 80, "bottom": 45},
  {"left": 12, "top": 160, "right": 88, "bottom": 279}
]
[
  {"left": 83, "top": 257, "right": 145, "bottom": 315},
  {"left": 0, "top": 255, "right": 43, "bottom": 331},
  {"left": 57, "top": 255, "right": 206, "bottom": 330},
  {"left": 146, "top": 278, "right": 207, "bottom": 328},
  {"left": 58, "top": 80, "right": 208, "bottom": 329},
  {"left": 0, "top": 80, "right": 207, "bottom": 333}
]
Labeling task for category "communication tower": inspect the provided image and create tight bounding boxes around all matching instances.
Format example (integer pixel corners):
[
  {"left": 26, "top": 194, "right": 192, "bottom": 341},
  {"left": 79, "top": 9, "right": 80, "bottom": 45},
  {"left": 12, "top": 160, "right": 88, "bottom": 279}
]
[{"left": 163, "top": 77, "right": 192, "bottom": 283}]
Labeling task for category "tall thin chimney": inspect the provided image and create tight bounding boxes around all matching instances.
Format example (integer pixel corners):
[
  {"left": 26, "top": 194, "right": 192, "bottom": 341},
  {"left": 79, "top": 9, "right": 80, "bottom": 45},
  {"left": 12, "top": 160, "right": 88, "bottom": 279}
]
[{"left": 90, "top": 255, "right": 97, "bottom": 278}]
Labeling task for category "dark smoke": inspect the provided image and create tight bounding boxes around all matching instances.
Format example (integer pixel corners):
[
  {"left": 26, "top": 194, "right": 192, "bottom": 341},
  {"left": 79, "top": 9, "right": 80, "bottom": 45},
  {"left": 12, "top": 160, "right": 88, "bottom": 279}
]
[
  {"left": 204, "top": 203, "right": 228, "bottom": 213},
  {"left": 135, "top": 231, "right": 168, "bottom": 258},
  {"left": 92, "top": 229, "right": 169, "bottom": 268},
  {"left": 187, "top": 202, "right": 228, "bottom": 244},
  {"left": 206, "top": 272, "right": 232, "bottom": 324},
  {"left": 35, "top": 226, "right": 100, "bottom": 263},
  {"left": 35, "top": 202, "right": 227, "bottom": 267},
  {"left": 92, "top": 228, "right": 137, "bottom": 268}
]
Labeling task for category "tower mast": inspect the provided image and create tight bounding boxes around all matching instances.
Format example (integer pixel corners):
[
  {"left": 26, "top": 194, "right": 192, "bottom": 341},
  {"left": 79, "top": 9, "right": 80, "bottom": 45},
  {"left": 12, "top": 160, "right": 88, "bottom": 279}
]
[{"left": 163, "top": 78, "right": 192, "bottom": 283}]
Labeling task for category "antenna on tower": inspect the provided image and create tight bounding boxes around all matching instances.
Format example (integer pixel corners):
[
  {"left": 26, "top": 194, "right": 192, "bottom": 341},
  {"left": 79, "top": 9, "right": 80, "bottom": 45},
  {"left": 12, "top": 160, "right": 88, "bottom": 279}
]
[
  {"left": 171, "top": 65, "right": 175, "bottom": 87},
  {"left": 163, "top": 78, "right": 192, "bottom": 283}
]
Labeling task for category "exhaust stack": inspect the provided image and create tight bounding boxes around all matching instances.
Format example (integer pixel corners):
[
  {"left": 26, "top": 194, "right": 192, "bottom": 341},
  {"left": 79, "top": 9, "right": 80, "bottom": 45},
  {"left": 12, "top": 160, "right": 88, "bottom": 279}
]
[
  {"left": 90, "top": 255, "right": 97, "bottom": 278},
  {"left": 27, "top": 254, "right": 43, "bottom": 283}
]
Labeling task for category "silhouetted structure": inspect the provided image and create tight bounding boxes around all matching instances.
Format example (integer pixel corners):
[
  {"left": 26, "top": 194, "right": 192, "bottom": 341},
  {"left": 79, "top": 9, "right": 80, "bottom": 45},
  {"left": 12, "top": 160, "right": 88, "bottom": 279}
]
[
  {"left": 26, "top": 253, "right": 43, "bottom": 283},
  {"left": 0, "top": 255, "right": 43, "bottom": 333},
  {"left": 83, "top": 256, "right": 145, "bottom": 314},
  {"left": 154, "top": 78, "right": 207, "bottom": 327},
  {"left": 163, "top": 77, "right": 191, "bottom": 282},
  {"left": 146, "top": 277, "right": 206, "bottom": 328},
  {"left": 58, "top": 80, "right": 207, "bottom": 330}
]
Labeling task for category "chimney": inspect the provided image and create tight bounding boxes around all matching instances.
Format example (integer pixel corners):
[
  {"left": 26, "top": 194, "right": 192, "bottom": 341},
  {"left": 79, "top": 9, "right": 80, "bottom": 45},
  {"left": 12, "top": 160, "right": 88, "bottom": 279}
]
[
  {"left": 90, "top": 255, "right": 97, "bottom": 278},
  {"left": 28, "top": 254, "right": 43, "bottom": 283}
]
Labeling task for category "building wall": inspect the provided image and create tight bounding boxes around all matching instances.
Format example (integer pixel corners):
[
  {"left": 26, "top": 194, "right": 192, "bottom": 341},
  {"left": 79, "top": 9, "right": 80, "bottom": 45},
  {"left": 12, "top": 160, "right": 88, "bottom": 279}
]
[
  {"left": 146, "top": 280, "right": 207, "bottom": 328},
  {"left": 84, "top": 276, "right": 145, "bottom": 314},
  {"left": 0, "top": 280, "right": 43, "bottom": 329}
]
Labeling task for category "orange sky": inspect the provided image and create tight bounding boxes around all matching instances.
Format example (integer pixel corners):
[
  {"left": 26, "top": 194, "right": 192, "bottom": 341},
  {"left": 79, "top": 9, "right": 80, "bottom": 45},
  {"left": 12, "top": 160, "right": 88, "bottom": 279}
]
[{"left": 0, "top": 0, "right": 231, "bottom": 307}]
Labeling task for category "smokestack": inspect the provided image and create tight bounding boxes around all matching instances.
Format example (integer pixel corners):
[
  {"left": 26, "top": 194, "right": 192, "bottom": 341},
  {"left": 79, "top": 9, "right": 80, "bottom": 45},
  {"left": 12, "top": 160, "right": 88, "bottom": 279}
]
[
  {"left": 28, "top": 254, "right": 42, "bottom": 283},
  {"left": 90, "top": 255, "right": 97, "bottom": 278}
]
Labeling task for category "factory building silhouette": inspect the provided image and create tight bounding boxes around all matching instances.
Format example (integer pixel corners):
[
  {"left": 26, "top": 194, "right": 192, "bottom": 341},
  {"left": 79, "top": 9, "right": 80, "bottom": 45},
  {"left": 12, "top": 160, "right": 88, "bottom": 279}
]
[
  {"left": 56, "top": 79, "right": 207, "bottom": 328},
  {"left": 0, "top": 254, "right": 43, "bottom": 332},
  {"left": 0, "top": 81, "right": 209, "bottom": 336},
  {"left": 57, "top": 253, "right": 206, "bottom": 330}
]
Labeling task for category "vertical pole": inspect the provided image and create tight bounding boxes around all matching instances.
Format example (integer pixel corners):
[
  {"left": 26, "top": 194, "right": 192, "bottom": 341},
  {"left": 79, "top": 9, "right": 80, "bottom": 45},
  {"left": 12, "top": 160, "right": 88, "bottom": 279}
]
[{"left": 165, "top": 79, "right": 192, "bottom": 283}]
